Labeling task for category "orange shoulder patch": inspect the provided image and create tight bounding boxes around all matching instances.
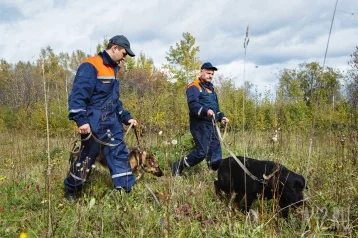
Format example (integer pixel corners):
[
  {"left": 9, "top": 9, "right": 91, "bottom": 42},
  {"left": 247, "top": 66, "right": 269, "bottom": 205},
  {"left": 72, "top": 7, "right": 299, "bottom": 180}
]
[
  {"left": 84, "top": 55, "right": 101, "bottom": 65},
  {"left": 84, "top": 56, "right": 114, "bottom": 77},
  {"left": 186, "top": 79, "right": 202, "bottom": 92}
]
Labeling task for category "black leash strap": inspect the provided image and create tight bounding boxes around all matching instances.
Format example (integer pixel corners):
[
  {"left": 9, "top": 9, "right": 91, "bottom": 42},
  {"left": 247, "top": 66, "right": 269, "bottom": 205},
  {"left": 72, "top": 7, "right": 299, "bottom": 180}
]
[{"left": 133, "top": 127, "right": 142, "bottom": 151}]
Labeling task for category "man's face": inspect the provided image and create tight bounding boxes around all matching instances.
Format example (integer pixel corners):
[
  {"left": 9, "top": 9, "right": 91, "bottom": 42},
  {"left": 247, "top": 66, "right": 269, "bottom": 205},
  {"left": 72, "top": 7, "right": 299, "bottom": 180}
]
[
  {"left": 200, "top": 69, "right": 215, "bottom": 83},
  {"left": 113, "top": 45, "right": 127, "bottom": 65}
]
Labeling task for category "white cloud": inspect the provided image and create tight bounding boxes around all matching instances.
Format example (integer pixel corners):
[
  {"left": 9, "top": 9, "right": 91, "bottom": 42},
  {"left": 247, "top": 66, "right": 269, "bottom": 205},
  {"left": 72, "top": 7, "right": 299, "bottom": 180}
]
[
  {"left": 0, "top": 0, "right": 357, "bottom": 93},
  {"left": 217, "top": 54, "right": 352, "bottom": 96}
]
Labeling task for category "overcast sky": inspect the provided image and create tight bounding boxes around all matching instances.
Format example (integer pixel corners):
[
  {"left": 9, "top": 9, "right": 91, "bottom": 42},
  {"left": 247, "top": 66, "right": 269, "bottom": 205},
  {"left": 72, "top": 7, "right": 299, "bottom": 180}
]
[{"left": 1, "top": 0, "right": 357, "bottom": 93}]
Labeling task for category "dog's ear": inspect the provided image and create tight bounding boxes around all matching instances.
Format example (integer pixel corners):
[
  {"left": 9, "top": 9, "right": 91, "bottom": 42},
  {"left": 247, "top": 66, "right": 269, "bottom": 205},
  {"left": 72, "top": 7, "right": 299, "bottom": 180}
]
[
  {"left": 128, "top": 149, "right": 137, "bottom": 158},
  {"left": 141, "top": 151, "right": 148, "bottom": 162}
]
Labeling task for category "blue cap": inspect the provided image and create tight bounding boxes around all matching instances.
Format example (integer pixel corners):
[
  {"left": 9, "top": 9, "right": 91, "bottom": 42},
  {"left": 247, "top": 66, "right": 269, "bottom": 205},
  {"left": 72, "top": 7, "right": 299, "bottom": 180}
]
[
  {"left": 109, "top": 35, "right": 135, "bottom": 57},
  {"left": 201, "top": 62, "right": 218, "bottom": 71}
]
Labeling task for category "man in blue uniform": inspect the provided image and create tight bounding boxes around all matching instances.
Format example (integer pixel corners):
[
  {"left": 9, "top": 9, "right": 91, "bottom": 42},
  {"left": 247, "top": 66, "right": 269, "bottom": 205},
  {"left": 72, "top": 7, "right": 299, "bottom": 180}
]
[
  {"left": 171, "top": 62, "right": 229, "bottom": 176},
  {"left": 64, "top": 35, "right": 137, "bottom": 199}
]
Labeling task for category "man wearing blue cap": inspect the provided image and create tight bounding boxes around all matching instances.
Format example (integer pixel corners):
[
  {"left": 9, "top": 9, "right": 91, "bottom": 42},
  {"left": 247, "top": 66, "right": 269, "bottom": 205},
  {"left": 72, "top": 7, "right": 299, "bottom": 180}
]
[
  {"left": 171, "top": 62, "right": 229, "bottom": 176},
  {"left": 64, "top": 35, "right": 137, "bottom": 199}
]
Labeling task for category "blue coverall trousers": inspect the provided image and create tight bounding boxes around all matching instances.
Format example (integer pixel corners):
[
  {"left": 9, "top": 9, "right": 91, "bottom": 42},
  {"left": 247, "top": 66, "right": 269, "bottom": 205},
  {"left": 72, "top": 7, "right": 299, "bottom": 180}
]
[
  {"left": 184, "top": 118, "right": 222, "bottom": 168},
  {"left": 64, "top": 112, "right": 135, "bottom": 192}
]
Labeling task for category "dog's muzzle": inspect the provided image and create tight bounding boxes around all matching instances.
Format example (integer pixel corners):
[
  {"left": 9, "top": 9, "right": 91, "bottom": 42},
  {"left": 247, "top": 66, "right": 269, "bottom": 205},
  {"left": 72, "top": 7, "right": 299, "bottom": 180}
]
[{"left": 153, "top": 169, "right": 163, "bottom": 177}]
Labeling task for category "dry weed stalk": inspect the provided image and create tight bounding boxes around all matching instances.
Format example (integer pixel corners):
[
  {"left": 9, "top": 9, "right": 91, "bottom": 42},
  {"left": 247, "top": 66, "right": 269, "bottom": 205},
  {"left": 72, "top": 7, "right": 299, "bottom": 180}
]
[{"left": 42, "top": 59, "right": 53, "bottom": 237}]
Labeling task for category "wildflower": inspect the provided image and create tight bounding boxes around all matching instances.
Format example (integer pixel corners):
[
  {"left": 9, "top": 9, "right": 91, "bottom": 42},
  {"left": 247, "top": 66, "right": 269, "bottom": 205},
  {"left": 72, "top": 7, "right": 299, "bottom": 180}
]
[
  {"left": 158, "top": 131, "right": 163, "bottom": 135},
  {"left": 0, "top": 176, "right": 6, "bottom": 181},
  {"left": 76, "top": 163, "right": 81, "bottom": 167},
  {"left": 19, "top": 232, "right": 27, "bottom": 238},
  {"left": 91, "top": 165, "right": 96, "bottom": 169},
  {"left": 171, "top": 139, "right": 178, "bottom": 145},
  {"left": 86, "top": 169, "right": 90, "bottom": 173}
]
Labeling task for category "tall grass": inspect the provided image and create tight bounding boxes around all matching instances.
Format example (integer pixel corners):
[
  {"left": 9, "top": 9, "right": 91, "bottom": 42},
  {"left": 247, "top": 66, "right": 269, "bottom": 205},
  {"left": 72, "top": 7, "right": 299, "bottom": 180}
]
[{"left": 0, "top": 128, "right": 357, "bottom": 237}]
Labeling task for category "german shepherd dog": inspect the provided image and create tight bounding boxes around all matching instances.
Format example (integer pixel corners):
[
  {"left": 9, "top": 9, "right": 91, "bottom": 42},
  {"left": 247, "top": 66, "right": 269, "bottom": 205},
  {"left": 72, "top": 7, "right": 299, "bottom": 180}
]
[
  {"left": 97, "top": 147, "right": 164, "bottom": 180},
  {"left": 215, "top": 156, "right": 306, "bottom": 219}
]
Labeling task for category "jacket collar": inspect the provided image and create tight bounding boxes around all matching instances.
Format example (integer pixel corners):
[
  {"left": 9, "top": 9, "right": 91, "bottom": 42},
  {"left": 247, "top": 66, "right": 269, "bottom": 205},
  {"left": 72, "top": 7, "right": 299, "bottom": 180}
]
[
  {"left": 198, "top": 78, "right": 214, "bottom": 90},
  {"left": 99, "top": 51, "right": 120, "bottom": 69}
]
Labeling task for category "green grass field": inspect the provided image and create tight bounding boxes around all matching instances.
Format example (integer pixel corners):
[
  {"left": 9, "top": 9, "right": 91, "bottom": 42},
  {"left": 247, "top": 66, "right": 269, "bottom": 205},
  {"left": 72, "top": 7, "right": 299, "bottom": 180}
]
[{"left": 0, "top": 130, "right": 357, "bottom": 237}]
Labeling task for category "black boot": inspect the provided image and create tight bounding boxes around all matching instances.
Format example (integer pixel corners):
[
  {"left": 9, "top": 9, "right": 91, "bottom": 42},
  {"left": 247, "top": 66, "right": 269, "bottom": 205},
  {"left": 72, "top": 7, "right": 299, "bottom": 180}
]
[
  {"left": 114, "top": 186, "right": 131, "bottom": 194},
  {"left": 64, "top": 189, "right": 81, "bottom": 201},
  {"left": 171, "top": 158, "right": 185, "bottom": 176}
]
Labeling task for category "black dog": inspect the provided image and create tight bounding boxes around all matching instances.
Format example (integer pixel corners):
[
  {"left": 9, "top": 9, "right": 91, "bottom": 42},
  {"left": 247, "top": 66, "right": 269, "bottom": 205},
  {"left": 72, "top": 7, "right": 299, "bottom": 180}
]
[{"left": 214, "top": 156, "right": 306, "bottom": 219}]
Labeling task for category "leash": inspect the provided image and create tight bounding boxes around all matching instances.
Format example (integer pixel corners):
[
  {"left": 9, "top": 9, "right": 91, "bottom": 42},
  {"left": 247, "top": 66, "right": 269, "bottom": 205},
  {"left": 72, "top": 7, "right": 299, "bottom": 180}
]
[
  {"left": 212, "top": 116, "right": 278, "bottom": 185},
  {"left": 69, "top": 132, "right": 92, "bottom": 160},
  {"left": 133, "top": 126, "right": 142, "bottom": 151},
  {"left": 132, "top": 126, "right": 145, "bottom": 170},
  {"left": 70, "top": 132, "right": 92, "bottom": 153},
  {"left": 72, "top": 121, "right": 135, "bottom": 147}
]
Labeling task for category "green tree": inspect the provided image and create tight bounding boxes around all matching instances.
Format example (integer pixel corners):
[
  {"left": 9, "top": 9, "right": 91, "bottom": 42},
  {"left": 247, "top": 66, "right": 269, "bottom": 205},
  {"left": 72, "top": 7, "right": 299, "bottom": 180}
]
[
  {"left": 291, "top": 62, "right": 341, "bottom": 106},
  {"left": 297, "top": 62, "right": 322, "bottom": 105},
  {"left": 277, "top": 69, "right": 304, "bottom": 103},
  {"left": 124, "top": 57, "right": 135, "bottom": 72},
  {"left": 136, "top": 52, "right": 154, "bottom": 74},
  {"left": 96, "top": 38, "right": 109, "bottom": 54},
  {"left": 346, "top": 46, "right": 358, "bottom": 126},
  {"left": 277, "top": 62, "right": 342, "bottom": 130},
  {"left": 164, "top": 32, "right": 202, "bottom": 87},
  {"left": 69, "top": 50, "right": 90, "bottom": 72},
  {"left": 346, "top": 47, "right": 358, "bottom": 106},
  {"left": 0, "top": 59, "right": 12, "bottom": 105}
]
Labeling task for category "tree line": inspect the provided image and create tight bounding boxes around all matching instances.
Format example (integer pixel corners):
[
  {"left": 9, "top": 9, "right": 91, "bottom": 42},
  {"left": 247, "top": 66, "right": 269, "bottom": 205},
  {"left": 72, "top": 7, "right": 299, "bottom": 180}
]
[{"left": 0, "top": 33, "right": 357, "bottom": 137}]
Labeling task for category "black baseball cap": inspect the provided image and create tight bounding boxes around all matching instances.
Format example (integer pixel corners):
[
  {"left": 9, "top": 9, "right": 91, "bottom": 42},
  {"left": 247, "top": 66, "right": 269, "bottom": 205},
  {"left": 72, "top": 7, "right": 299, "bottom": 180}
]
[
  {"left": 201, "top": 62, "right": 218, "bottom": 71},
  {"left": 109, "top": 35, "right": 135, "bottom": 57}
]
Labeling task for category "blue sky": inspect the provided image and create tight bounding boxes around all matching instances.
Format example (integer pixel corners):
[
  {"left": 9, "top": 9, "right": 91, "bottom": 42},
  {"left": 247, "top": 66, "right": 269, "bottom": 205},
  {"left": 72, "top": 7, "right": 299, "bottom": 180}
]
[{"left": 0, "top": 0, "right": 357, "bottom": 94}]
